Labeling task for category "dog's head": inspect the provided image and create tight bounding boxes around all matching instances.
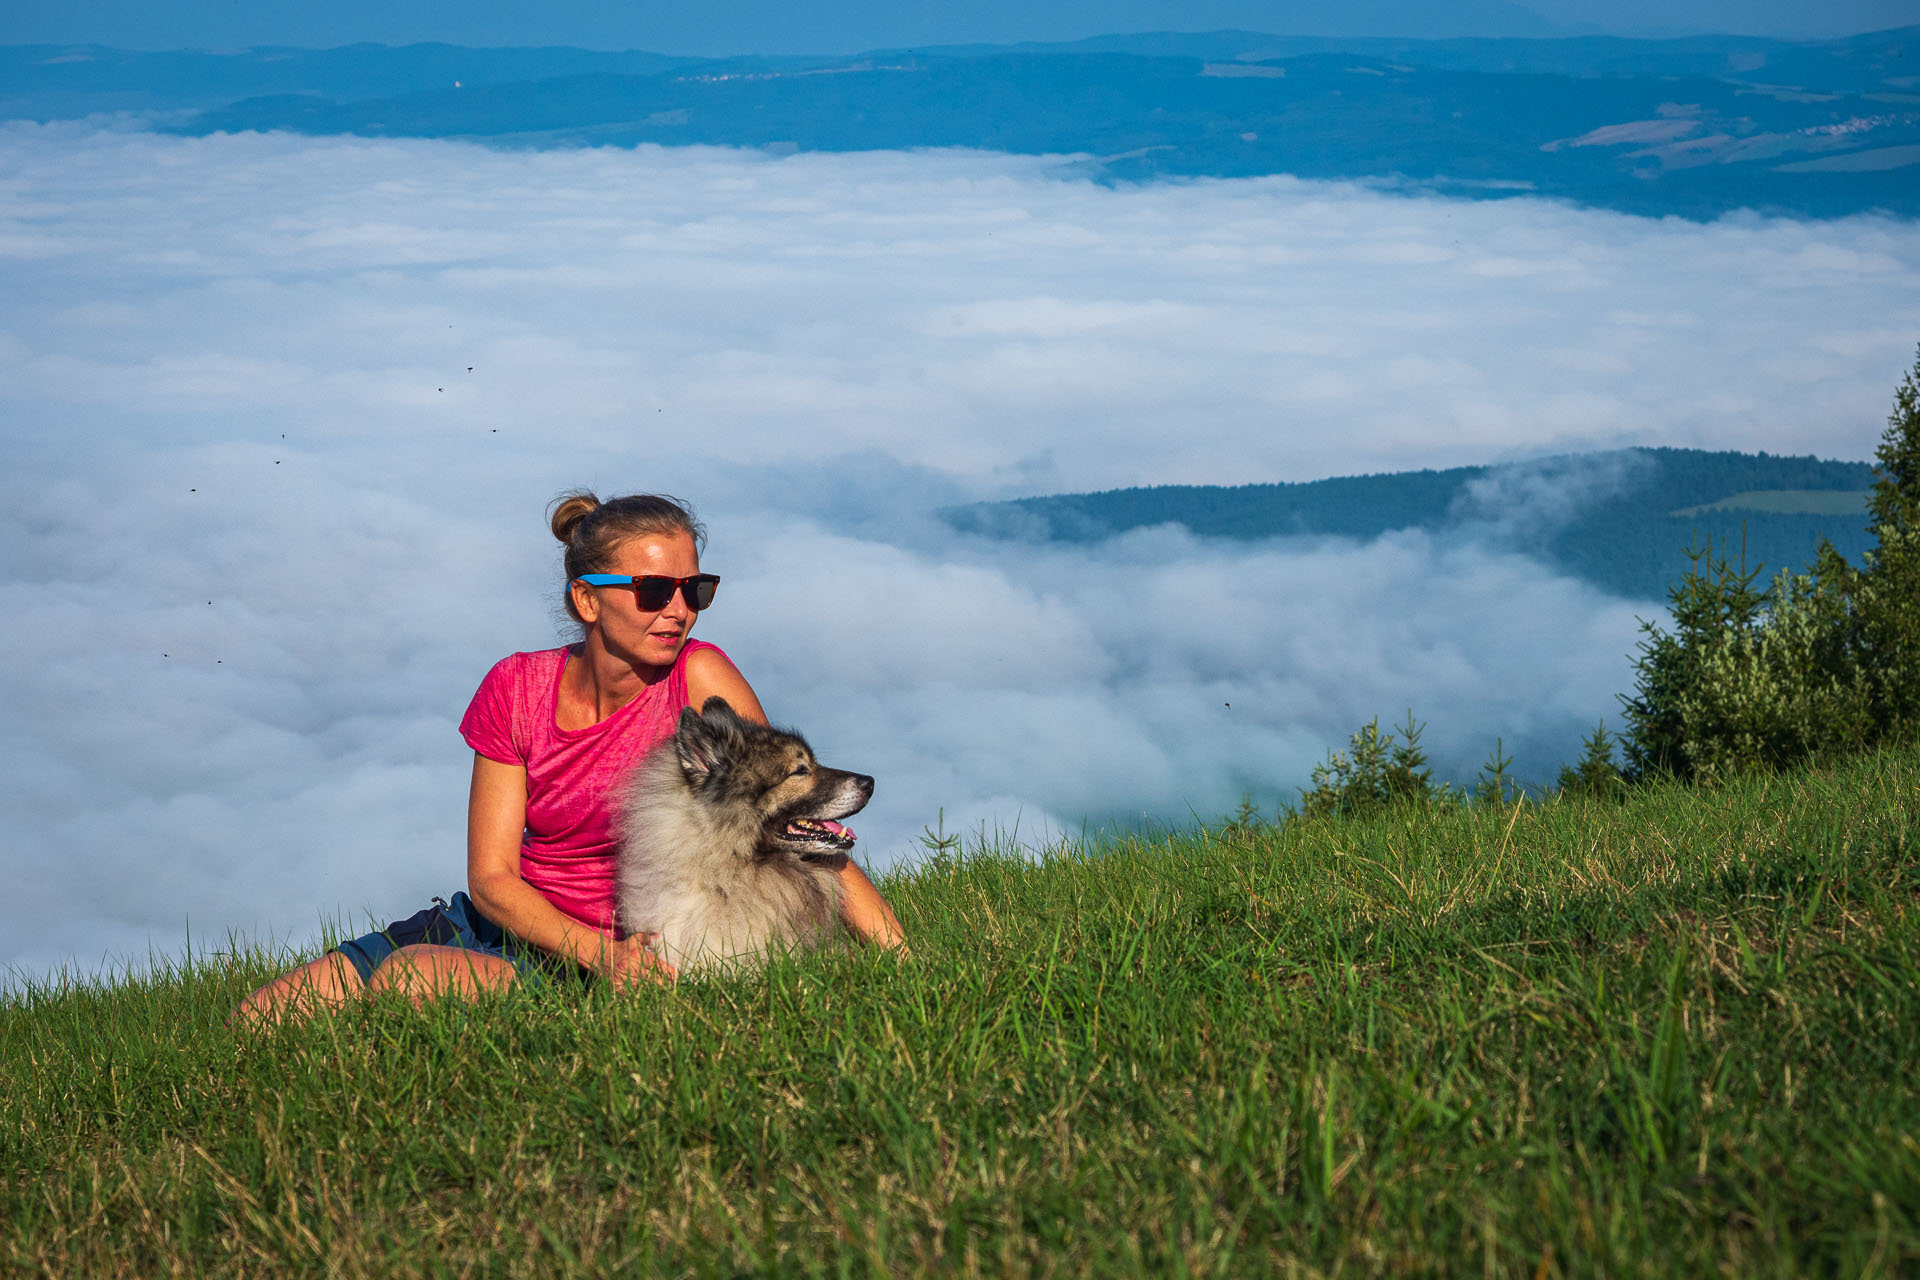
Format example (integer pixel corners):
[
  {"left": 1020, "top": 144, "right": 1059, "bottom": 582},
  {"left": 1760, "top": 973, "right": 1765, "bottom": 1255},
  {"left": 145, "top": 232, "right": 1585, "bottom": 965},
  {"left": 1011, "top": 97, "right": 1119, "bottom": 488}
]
[{"left": 671, "top": 697, "right": 875, "bottom": 865}]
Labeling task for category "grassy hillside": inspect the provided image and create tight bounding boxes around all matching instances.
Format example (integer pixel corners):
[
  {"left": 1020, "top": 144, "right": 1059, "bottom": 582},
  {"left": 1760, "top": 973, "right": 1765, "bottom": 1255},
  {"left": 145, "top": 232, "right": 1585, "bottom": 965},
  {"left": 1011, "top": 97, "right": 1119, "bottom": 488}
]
[
  {"left": 5, "top": 743, "right": 1916, "bottom": 1275},
  {"left": 945, "top": 447, "right": 1880, "bottom": 601}
]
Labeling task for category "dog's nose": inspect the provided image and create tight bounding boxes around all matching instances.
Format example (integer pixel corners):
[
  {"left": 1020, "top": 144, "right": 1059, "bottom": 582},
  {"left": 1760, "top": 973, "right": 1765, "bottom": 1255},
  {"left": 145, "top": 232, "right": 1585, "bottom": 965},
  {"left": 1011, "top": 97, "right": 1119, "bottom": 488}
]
[{"left": 853, "top": 773, "right": 875, "bottom": 798}]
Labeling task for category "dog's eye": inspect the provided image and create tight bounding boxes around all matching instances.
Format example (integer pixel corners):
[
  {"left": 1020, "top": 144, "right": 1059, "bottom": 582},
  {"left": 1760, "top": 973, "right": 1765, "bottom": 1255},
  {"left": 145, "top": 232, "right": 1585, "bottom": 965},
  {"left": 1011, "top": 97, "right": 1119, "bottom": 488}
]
[{"left": 790, "top": 764, "right": 811, "bottom": 777}]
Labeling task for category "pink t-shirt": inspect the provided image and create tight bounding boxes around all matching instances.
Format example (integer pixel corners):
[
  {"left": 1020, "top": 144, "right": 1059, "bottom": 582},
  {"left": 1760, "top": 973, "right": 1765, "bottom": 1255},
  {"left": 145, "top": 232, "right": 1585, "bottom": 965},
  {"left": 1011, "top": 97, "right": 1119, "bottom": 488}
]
[{"left": 458, "top": 640, "right": 722, "bottom": 934}]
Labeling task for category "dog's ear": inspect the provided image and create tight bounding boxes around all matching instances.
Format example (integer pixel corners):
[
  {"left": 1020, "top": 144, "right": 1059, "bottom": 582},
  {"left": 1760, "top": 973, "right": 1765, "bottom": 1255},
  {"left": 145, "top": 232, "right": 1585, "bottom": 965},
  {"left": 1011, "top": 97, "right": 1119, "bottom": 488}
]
[{"left": 675, "top": 701, "right": 745, "bottom": 781}]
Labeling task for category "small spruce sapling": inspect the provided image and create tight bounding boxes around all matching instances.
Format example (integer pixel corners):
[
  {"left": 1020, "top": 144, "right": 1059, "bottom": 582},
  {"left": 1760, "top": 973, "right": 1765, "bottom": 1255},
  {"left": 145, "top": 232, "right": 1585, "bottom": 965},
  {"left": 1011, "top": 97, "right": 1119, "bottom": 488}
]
[
  {"left": 1556, "top": 722, "right": 1625, "bottom": 800},
  {"left": 918, "top": 810, "right": 964, "bottom": 874},
  {"left": 1386, "top": 710, "right": 1435, "bottom": 802},
  {"left": 1473, "top": 737, "right": 1516, "bottom": 806},
  {"left": 1301, "top": 712, "right": 1451, "bottom": 818},
  {"left": 1220, "top": 794, "right": 1266, "bottom": 838}
]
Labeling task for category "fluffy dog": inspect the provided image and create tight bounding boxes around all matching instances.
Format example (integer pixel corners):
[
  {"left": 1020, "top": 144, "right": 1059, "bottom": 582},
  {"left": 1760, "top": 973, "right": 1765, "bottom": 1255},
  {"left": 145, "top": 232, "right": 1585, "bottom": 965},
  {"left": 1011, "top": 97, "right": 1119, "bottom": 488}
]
[{"left": 615, "top": 697, "right": 874, "bottom": 975}]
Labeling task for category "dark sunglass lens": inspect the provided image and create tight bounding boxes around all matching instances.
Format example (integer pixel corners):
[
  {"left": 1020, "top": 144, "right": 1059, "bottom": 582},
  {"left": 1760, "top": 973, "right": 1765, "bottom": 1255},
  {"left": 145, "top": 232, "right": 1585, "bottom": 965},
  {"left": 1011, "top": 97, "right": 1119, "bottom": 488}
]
[
  {"left": 688, "top": 577, "right": 719, "bottom": 611},
  {"left": 633, "top": 577, "right": 677, "bottom": 610}
]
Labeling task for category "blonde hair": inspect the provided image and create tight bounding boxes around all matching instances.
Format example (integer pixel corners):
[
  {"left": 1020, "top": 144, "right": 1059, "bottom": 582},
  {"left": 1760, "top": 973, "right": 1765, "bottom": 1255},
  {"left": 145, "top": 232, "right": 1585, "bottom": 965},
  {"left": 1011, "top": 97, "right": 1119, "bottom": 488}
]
[{"left": 548, "top": 490, "right": 706, "bottom": 623}]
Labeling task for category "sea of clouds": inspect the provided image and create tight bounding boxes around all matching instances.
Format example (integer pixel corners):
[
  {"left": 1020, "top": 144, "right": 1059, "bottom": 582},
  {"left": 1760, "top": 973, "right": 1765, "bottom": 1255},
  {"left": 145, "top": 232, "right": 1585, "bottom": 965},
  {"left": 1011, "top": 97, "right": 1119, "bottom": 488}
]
[{"left": 4, "top": 122, "right": 1918, "bottom": 984}]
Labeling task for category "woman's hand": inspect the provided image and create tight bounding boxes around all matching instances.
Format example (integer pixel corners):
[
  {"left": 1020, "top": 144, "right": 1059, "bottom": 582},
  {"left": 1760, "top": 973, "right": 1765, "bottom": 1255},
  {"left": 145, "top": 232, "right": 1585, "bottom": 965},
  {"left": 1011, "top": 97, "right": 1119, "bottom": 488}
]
[{"left": 594, "top": 933, "right": 679, "bottom": 990}]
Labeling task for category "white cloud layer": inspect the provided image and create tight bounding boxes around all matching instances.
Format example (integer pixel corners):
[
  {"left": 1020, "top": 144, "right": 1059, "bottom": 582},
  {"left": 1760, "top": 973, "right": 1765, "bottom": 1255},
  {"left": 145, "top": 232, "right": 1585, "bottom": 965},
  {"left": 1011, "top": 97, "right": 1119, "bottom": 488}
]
[{"left": 3, "top": 123, "right": 1917, "bottom": 984}]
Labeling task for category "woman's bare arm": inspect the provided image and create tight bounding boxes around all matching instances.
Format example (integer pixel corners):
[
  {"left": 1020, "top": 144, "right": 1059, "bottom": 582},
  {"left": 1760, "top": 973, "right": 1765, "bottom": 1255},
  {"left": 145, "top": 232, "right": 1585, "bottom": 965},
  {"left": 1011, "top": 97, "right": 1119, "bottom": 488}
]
[
  {"left": 835, "top": 859, "right": 909, "bottom": 951},
  {"left": 465, "top": 753, "right": 675, "bottom": 987},
  {"left": 683, "top": 645, "right": 768, "bottom": 722}
]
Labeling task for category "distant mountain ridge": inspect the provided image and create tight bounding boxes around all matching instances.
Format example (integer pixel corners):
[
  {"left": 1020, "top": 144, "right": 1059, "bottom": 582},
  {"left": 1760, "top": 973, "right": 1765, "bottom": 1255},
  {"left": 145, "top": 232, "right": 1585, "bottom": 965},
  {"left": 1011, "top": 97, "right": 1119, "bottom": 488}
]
[
  {"left": 0, "top": 0, "right": 1567, "bottom": 58},
  {"left": 5, "top": 25, "right": 1919, "bottom": 219},
  {"left": 941, "top": 448, "right": 1882, "bottom": 601}
]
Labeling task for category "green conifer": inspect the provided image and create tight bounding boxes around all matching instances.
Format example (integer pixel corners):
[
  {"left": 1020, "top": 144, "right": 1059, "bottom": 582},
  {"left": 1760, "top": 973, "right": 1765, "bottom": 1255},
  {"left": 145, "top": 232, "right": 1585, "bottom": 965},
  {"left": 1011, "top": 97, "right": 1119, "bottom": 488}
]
[
  {"left": 1385, "top": 710, "right": 1435, "bottom": 802},
  {"left": 1300, "top": 713, "right": 1451, "bottom": 818},
  {"left": 1620, "top": 346, "right": 1920, "bottom": 781},
  {"left": 1857, "top": 344, "right": 1920, "bottom": 730},
  {"left": 1556, "top": 722, "right": 1625, "bottom": 800},
  {"left": 1473, "top": 737, "right": 1515, "bottom": 805},
  {"left": 1619, "top": 536, "right": 1768, "bottom": 782}
]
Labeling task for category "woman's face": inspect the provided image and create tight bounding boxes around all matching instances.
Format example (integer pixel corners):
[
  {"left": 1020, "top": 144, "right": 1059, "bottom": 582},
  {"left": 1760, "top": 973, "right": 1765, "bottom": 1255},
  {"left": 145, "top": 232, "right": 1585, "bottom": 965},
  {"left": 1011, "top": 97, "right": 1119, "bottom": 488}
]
[{"left": 571, "top": 531, "right": 702, "bottom": 670}]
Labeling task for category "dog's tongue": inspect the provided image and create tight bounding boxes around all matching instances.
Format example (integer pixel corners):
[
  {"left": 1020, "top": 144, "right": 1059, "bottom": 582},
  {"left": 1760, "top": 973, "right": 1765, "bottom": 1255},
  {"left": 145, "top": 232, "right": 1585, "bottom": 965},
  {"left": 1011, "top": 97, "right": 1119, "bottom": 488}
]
[{"left": 788, "top": 816, "right": 856, "bottom": 844}]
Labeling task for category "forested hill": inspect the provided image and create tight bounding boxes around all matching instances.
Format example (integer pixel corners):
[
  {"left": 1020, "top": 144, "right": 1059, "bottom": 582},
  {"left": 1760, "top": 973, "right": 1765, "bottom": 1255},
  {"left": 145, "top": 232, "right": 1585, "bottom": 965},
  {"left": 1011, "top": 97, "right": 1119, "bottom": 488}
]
[{"left": 942, "top": 448, "right": 1880, "bottom": 601}]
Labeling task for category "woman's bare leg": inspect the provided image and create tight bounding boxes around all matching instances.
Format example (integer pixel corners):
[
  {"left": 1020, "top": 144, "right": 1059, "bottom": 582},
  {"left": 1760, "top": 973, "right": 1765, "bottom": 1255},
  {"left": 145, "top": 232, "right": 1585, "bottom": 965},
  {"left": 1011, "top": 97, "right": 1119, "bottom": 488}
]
[
  {"left": 363, "top": 944, "right": 519, "bottom": 1005},
  {"left": 230, "top": 952, "right": 366, "bottom": 1028}
]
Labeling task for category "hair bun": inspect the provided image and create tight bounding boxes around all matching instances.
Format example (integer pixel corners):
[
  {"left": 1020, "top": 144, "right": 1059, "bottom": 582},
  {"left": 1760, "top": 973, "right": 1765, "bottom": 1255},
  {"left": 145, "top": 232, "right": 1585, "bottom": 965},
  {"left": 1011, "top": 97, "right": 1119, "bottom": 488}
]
[{"left": 549, "top": 491, "right": 601, "bottom": 544}]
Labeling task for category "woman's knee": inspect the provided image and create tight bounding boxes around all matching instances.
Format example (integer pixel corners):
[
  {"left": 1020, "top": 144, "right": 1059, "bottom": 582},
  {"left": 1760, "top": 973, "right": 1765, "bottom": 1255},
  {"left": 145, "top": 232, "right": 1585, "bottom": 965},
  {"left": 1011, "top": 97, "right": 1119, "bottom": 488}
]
[
  {"left": 366, "top": 944, "right": 517, "bottom": 1001},
  {"left": 229, "top": 951, "right": 364, "bottom": 1027}
]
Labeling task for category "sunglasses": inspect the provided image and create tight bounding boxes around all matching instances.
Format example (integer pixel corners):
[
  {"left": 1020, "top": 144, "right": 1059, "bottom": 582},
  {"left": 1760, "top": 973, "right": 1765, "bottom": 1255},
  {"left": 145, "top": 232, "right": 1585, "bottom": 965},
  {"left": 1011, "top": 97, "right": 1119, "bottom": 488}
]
[{"left": 575, "top": 573, "right": 721, "bottom": 612}]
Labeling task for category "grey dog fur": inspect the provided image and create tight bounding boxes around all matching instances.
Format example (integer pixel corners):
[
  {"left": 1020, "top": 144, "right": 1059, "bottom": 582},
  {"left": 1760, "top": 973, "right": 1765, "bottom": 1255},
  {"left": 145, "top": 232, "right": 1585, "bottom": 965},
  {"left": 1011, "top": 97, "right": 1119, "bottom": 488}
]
[{"left": 615, "top": 697, "right": 874, "bottom": 976}]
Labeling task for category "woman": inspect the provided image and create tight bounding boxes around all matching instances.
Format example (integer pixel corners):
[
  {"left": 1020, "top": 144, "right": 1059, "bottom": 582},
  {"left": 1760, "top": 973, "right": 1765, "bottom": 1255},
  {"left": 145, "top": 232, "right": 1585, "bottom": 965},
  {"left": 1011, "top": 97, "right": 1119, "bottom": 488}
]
[{"left": 234, "top": 492, "right": 907, "bottom": 1024}]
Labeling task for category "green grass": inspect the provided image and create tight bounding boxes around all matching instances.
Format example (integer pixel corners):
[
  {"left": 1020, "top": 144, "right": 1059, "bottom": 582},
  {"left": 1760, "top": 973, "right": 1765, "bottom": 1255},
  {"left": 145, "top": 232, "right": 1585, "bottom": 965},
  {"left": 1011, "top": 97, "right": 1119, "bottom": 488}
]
[{"left": 5, "top": 745, "right": 1918, "bottom": 1276}]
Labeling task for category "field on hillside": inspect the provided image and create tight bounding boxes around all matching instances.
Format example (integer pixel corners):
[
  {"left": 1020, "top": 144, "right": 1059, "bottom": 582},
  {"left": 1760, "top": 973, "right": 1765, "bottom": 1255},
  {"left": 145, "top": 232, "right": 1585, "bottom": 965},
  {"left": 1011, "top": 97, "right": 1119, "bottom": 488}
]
[{"left": 4, "top": 745, "right": 1917, "bottom": 1276}]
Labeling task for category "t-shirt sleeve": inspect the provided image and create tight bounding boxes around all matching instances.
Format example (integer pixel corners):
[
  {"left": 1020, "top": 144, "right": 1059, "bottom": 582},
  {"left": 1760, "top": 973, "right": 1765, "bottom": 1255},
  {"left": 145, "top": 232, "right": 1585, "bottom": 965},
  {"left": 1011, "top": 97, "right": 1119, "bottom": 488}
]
[{"left": 460, "top": 655, "right": 528, "bottom": 765}]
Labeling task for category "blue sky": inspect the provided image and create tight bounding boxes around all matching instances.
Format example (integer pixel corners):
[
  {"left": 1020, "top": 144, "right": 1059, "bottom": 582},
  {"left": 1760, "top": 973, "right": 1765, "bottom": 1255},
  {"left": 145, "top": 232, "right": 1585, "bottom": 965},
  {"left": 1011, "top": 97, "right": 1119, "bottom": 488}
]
[{"left": 3, "top": 0, "right": 1916, "bottom": 52}]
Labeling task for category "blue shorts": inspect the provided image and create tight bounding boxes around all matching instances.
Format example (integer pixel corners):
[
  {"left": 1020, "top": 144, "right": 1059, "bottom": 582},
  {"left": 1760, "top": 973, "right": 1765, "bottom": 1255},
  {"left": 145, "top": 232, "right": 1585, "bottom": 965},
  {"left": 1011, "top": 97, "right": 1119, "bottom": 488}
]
[{"left": 334, "top": 891, "right": 584, "bottom": 987}]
